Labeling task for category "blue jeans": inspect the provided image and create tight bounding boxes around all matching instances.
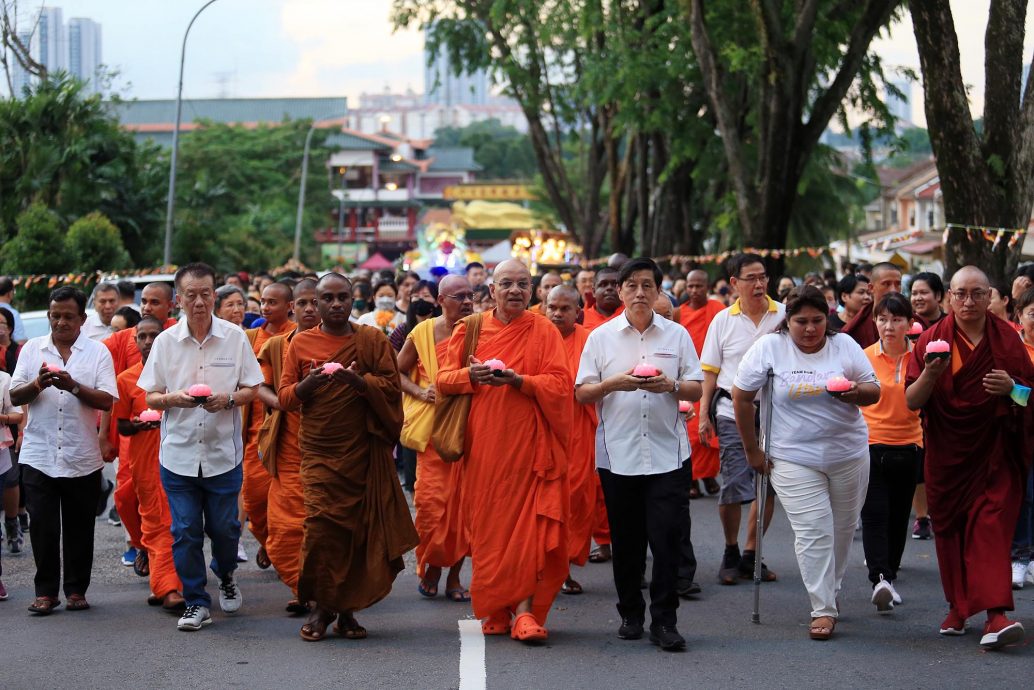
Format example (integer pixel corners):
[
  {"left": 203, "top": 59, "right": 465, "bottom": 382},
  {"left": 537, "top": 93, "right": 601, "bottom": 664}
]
[
  {"left": 160, "top": 463, "right": 242, "bottom": 608},
  {"left": 1012, "top": 468, "right": 1034, "bottom": 563}
]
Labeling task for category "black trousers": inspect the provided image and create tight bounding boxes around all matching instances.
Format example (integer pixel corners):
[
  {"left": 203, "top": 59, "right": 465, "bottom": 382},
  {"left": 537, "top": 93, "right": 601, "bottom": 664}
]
[
  {"left": 860, "top": 444, "right": 921, "bottom": 585},
  {"left": 599, "top": 463, "right": 691, "bottom": 628},
  {"left": 22, "top": 465, "right": 101, "bottom": 598},
  {"left": 678, "top": 462, "right": 696, "bottom": 583}
]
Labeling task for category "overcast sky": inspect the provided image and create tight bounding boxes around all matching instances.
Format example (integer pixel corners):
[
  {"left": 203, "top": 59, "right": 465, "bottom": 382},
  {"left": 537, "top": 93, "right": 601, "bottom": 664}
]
[{"left": 12, "top": 0, "right": 1034, "bottom": 126}]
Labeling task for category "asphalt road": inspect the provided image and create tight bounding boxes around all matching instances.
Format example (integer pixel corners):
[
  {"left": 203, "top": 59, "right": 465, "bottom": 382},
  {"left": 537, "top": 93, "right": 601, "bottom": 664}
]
[{"left": 2, "top": 464, "right": 1031, "bottom": 689}]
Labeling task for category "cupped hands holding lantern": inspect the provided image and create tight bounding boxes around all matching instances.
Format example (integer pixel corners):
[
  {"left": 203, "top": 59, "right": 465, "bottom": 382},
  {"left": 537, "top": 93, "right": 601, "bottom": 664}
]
[
  {"left": 297, "top": 360, "right": 369, "bottom": 397},
  {"left": 468, "top": 356, "right": 523, "bottom": 389}
]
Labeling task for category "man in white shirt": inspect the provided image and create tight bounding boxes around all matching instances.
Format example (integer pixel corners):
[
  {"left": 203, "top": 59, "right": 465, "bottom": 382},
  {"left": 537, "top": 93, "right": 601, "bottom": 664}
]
[
  {"left": 11, "top": 287, "right": 118, "bottom": 615},
  {"left": 576, "top": 257, "right": 703, "bottom": 652},
  {"left": 138, "top": 263, "right": 262, "bottom": 632},
  {"left": 698, "top": 253, "right": 785, "bottom": 585},
  {"left": 82, "top": 283, "right": 120, "bottom": 342}
]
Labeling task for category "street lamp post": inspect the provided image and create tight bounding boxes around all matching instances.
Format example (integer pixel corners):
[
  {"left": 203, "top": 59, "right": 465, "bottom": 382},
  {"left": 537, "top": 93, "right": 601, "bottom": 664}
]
[{"left": 163, "top": 0, "right": 221, "bottom": 268}]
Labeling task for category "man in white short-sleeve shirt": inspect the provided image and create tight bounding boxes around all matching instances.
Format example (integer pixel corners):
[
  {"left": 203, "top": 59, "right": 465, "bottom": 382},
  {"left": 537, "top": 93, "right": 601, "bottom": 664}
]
[
  {"left": 11, "top": 286, "right": 118, "bottom": 614},
  {"left": 576, "top": 258, "right": 703, "bottom": 652},
  {"left": 697, "top": 253, "right": 785, "bottom": 586},
  {"left": 138, "top": 263, "right": 262, "bottom": 632}
]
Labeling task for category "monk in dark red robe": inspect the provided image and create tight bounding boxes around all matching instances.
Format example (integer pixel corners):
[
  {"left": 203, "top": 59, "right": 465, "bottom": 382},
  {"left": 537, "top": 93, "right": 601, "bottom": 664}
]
[
  {"left": 907, "top": 266, "right": 1034, "bottom": 649},
  {"left": 279, "top": 273, "right": 418, "bottom": 641},
  {"left": 437, "top": 260, "right": 571, "bottom": 643},
  {"left": 843, "top": 262, "right": 903, "bottom": 349}
]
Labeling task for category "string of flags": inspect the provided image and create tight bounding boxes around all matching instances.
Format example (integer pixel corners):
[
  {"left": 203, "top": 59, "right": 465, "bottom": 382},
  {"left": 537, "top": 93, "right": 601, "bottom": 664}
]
[
  {"left": 943, "top": 223, "right": 1028, "bottom": 250},
  {"left": 9, "top": 266, "right": 176, "bottom": 290}
]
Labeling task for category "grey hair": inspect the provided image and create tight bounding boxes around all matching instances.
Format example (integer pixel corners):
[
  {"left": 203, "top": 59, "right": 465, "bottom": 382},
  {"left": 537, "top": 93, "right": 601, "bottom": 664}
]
[{"left": 214, "top": 284, "right": 247, "bottom": 311}]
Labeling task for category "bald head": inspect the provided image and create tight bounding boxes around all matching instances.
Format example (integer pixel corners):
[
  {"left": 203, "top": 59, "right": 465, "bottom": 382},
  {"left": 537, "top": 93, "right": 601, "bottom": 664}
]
[
  {"left": 653, "top": 294, "right": 674, "bottom": 321},
  {"left": 950, "top": 265, "right": 990, "bottom": 290},
  {"left": 438, "top": 274, "right": 473, "bottom": 323},
  {"left": 293, "top": 278, "right": 317, "bottom": 298},
  {"left": 870, "top": 262, "right": 902, "bottom": 302},
  {"left": 261, "top": 281, "right": 294, "bottom": 327},
  {"left": 685, "top": 269, "right": 709, "bottom": 309},
  {"left": 545, "top": 285, "right": 581, "bottom": 336},
  {"left": 140, "top": 282, "right": 175, "bottom": 321},
  {"left": 536, "top": 271, "right": 563, "bottom": 302},
  {"left": 491, "top": 260, "right": 532, "bottom": 319},
  {"left": 317, "top": 272, "right": 351, "bottom": 292},
  {"left": 438, "top": 274, "right": 470, "bottom": 295}
]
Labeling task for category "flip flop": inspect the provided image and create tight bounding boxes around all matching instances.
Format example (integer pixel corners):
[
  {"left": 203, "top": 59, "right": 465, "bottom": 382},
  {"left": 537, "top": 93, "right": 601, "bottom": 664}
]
[
  {"left": 809, "top": 616, "right": 836, "bottom": 641},
  {"left": 445, "top": 588, "right": 471, "bottom": 603},
  {"left": 511, "top": 612, "right": 548, "bottom": 642},
  {"left": 28, "top": 596, "right": 60, "bottom": 615},
  {"left": 299, "top": 610, "right": 336, "bottom": 642},
  {"left": 418, "top": 579, "right": 439, "bottom": 598},
  {"left": 65, "top": 594, "right": 90, "bottom": 611},
  {"left": 588, "top": 546, "right": 611, "bottom": 563},
  {"left": 134, "top": 549, "right": 150, "bottom": 578},
  {"left": 256, "top": 546, "right": 272, "bottom": 570}
]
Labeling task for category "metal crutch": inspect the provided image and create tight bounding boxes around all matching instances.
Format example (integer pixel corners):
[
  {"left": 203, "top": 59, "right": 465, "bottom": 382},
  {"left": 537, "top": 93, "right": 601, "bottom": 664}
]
[{"left": 752, "top": 367, "right": 774, "bottom": 624}]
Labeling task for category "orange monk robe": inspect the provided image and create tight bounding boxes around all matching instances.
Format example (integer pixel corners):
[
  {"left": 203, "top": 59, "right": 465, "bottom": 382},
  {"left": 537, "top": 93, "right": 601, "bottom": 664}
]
[
  {"left": 580, "top": 305, "right": 622, "bottom": 544},
  {"left": 562, "top": 324, "right": 597, "bottom": 566},
  {"left": 106, "top": 317, "right": 178, "bottom": 550},
  {"left": 115, "top": 363, "right": 181, "bottom": 598},
  {"left": 437, "top": 310, "right": 572, "bottom": 624},
  {"left": 279, "top": 326, "right": 418, "bottom": 612},
  {"left": 679, "top": 299, "right": 725, "bottom": 481},
  {"left": 258, "top": 330, "right": 306, "bottom": 595},
  {"left": 242, "top": 320, "right": 295, "bottom": 548},
  {"left": 411, "top": 337, "right": 468, "bottom": 579}
]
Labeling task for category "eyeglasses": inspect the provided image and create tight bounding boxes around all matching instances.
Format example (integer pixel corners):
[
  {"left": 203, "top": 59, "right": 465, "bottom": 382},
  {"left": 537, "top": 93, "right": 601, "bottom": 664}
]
[
  {"left": 736, "top": 273, "right": 768, "bottom": 284},
  {"left": 949, "top": 289, "right": 989, "bottom": 303},
  {"left": 442, "top": 292, "right": 474, "bottom": 302},
  {"left": 496, "top": 280, "right": 531, "bottom": 291}
]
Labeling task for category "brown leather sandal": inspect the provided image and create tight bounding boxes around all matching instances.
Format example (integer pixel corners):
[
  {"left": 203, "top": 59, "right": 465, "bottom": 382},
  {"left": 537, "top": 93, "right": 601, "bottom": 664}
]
[
  {"left": 809, "top": 616, "right": 836, "bottom": 640},
  {"left": 28, "top": 596, "right": 60, "bottom": 615},
  {"left": 65, "top": 594, "right": 90, "bottom": 611}
]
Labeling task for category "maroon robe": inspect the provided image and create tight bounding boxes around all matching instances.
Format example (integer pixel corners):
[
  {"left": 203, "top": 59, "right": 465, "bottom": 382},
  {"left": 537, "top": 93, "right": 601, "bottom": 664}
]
[
  {"left": 906, "top": 313, "right": 1034, "bottom": 618},
  {"left": 842, "top": 301, "right": 878, "bottom": 349}
]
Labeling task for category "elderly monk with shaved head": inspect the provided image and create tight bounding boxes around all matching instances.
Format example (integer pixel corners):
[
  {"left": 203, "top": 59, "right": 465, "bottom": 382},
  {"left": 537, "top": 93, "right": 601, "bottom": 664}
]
[
  {"left": 678, "top": 270, "right": 725, "bottom": 499},
  {"left": 546, "top": 284, "right": 597, "bottom": 596},
  {"left": 437, "top": 259, "right": 571, "bottom": 642},
  {"left": 528, "top": 272, "right": 563, "bottom": 315},
  {"left": 242, "top": 281, "right": 296, "bottom": 570},
  {"left": 255, "top": 279, "right": 321, "bottom": 614},
  {"left": 907, "top": 266, "right": 1034, "bottom": 650},
  {"left": 397, "top": 274, "right": 474, "bottom": 602},
  {"left": 279, "top": 272, "right": 418, "bottom": 641}
]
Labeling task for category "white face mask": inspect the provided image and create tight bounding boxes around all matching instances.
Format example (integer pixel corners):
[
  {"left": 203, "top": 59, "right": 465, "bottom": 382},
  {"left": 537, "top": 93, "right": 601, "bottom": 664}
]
[{"left": 375, "top": 296, "right": 396, "bottom": 312}]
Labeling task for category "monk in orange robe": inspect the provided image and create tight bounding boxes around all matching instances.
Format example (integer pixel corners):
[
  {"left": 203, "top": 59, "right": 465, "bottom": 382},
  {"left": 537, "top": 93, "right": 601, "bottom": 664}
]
[
  {"left": 241, "top": 282, "right": 295, "bottom": 569},
  {"left": 279, "top": 273, "right": 418, "bottom": 642},
  {"left": 106, "top": 282, "right": 179, "bottom": 573},
  {"left": 437, "top": 259, "right": 571, "bottom": 642},
  {"left": 397, "top": 275, "right": 472, "bottom": 601},
  {"left": 256, "top": 279, "right": 321, "bottom": 614},
  {"left": 581, "top": 267, "right": 623, "bottom": 562},
  {"left": 114, "top": 316, "right": 184, "bottom": 611},
  {"left": 545, "top": 285, "right": 597, "bottom": 595},
  {"left": 678, "top": 270, "right": 725, "bottom": 497},
  {"left": 906, "top": 267, "right": 1034, "bottom": 649},
  {"left": 527, "top": 271, "right": 562, "bottom": 315}
]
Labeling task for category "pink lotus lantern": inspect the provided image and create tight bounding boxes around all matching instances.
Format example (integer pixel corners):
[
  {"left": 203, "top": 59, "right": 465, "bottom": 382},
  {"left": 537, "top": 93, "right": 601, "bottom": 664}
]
[
  {"left": 907, "top": 322, "right": 924, "bottom": 341},
  {"left": 321, "top": 362, "right": 344, "bottom": 375},
  {"left": 188, "top": 384, "right": 212, "bottom": 403},
  {"left": 484, "top": 359, "right": 507, "bottom": 377},
  {"left": 632, "top": 364, "right": 660, "bottom": 378},
  {"left": 139, "top": 409, "right": 161, "bottom": 423},
  {"left": 826, "top": 376, "right": 852, "bottom": 397},
  {"left": 45, "top": 363, "right": 62, "bottom": 373},
  {"left": 925, "top": 339, "right": 950, "bottom": 361},
  {"left": 678, "top": 400, "right": 691, "bottom": 413}
]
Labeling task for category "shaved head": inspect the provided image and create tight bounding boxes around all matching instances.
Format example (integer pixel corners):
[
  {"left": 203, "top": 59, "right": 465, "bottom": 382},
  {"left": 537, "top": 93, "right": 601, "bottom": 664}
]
[
  {"left": 144, "top": 282, "right": 174, "bottom": 301},
  {"left": 653, "top": 294, "right": 674, "bottom": 320},
  {"left": 438, "top": 274, "right": 470, "bottom": 295},
  {"left": 293, "top": 278, "right": 317, "bottom": 298},
  {"left": 438, "top": 274, "right": 474, "bottom": 323},
  {"left": 870, "top": 262, "right": 903, "bottom": 302},
  {"left": 545, "top": 285, "right": 581, "bottom": 336},
  {"left": 495, "top": 259, "right": 532, "bottom": 278},
  {"left": 317, "top": 272, "right": 351, "bottom": 292},
  {"left": 490, "top": 260, "right": 532, "bottom": 320},
  {"left": 685, "top": 270, "right": 709, "bottom": 309},
  {"left": 950, "top": 265, "right": 990, "bottom": 290},
  {"left": 949, "top": 265, "right": 991, "bottom": 326},
  {"left": 264, "top": 281, "right": 294, "bottom": 302}
]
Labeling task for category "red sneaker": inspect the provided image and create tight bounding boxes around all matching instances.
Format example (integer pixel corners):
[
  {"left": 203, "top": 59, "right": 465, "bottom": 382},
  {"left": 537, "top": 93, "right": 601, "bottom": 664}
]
[
  {"left": 980, "top": 615, "right": 1025, "bottom": 649},
  {"left": 938, "top": 609, "right": 966, "bottom": 636}
]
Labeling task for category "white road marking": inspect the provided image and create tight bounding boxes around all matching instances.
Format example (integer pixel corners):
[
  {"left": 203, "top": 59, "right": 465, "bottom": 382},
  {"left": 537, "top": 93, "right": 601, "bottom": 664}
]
[{"left": 458, "top": 619, "right": 487, "bottom": 690}]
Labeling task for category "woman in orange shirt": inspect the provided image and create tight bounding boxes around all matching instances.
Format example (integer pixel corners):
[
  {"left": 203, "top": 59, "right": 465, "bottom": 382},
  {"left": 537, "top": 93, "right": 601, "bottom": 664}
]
[{"left": 861, "top": 293, "right": 924, "bottom": 615}]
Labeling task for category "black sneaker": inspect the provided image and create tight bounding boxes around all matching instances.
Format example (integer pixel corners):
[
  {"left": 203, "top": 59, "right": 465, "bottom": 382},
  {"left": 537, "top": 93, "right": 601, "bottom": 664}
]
[
  {"left": 912, "top": 517, "right": 932, "bottom": 540},
  {"left": 107, "top": 506, "right": 121, "bottom": 527},
  {"left": 676, "top": 578, "right": 701, "bottom": 598},
  {"left": 738, "top": 552, "right": 777, "bottom": 582},
  {"left": 96, "top": 480, "right": 114, "bottom": 517},
  {"left": 18, "top": 513, "right": 28, "bottom": 532},
  {"left": 617, "top": 618, "right": 644, "bottom": 640},
  {"left": 4, "top": 519, "right": 21, "bottom": 554},
  {"left": 718, "top": 549, "right": 740, "bottom": 585},
  {"left": 649, "top": 625, "right": 686, "bottom": 651}
]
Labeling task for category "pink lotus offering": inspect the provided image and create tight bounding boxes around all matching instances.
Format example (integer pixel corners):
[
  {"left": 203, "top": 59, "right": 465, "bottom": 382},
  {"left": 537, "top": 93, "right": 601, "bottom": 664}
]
[
  {"left": 188, "top": 384, "right": 212, "bottom": 402},
  {"left": 907, "top": 322, "right": 924, "bottom": 341},
  {"left": 484, "top": 359, "right": 507, "bottom": 377},
  {"left": 321, "top": 362, "right": 343, "bottom": 375},
  {"left": 632, "top": 364, "right": 660, "bottom": 378},
  {"left": 926, "top": 339, "right": 950, "bottom": 361},
  {"left": 678, "top": 400, "right": 691, "bottom": 413},
  {"left": 826, "top": 376, "right": 852, "bottom": 397},
  {"left": 139, "top": 409, "right": 161, "bottom": 423},
  {"left": 45, "top": 363, "right": 62, "bottom": 373}
]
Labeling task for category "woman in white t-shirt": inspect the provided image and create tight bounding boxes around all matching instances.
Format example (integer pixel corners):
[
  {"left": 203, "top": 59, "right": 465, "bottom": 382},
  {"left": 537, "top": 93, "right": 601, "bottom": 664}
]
[
  {"left": 732, "top": 285, "right": 880, "bottom": 641},
  {"left": 0, "top": 370, "right": 25, "bottom": 600}
]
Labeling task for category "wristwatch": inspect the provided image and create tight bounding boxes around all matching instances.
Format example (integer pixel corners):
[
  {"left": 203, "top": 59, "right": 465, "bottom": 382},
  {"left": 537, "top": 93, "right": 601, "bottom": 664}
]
[
  {"left": 70, "top": 384, "right": 81, "bottom": 396},
  {"left": 671, "top": 379, "right": 680, "bottom": 394},
  {"left": 225, "top": 393, "right": 235, "bottom": 410}
]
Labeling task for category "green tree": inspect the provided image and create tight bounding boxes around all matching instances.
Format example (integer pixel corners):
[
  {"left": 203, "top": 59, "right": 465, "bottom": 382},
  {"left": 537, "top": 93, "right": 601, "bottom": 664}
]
[
  {"left": 65, "top": 211, "right": 131, "bottom": 272},
  {"left": 0, "top": 202, "right": 68, "bottom": 274},
  {"left": 433, "top": 118, "right": 538, "bottom": 179}
]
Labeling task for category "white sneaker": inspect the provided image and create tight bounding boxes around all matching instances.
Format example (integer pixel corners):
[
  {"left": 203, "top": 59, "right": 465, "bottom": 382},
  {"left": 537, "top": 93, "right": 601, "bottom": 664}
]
[
  {"left": 236, "top": 543, "right": 248, "bottom": 563},
  {"left": 218, "top": 574, "right": 242, "bottom": 614},
  {"left": 887, "top": 580, "right": 902, "bottom": 605},
  {"left": 177, "top": 605, "right": 212, "bottom": 631},
  {"left": 1011, "top": 561, "right": 1026, "bottom": 590},
  {"left": 1026, "top": 561, "right": 1034, "bottom": 585},
  {"left": 871, "top": 576, "right": 894, "bottom": 614}
]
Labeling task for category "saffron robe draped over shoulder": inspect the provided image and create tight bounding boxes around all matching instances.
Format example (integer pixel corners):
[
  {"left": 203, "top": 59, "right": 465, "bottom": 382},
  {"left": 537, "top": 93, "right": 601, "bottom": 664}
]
[
  {"left": 906, "top": 313, "right": 1034, "bottom": 618},
  {"left": 279, "top": 325, "right": 418, "bottom": 612},
  {"left": 679, "top": 299, "right": 724, "bottom": 480},
  {"left": 562, "top": 324, "right": 597, "bottom": 566},
  {"left": 436, "top": 309, "right": 572, "bottom": 624}
]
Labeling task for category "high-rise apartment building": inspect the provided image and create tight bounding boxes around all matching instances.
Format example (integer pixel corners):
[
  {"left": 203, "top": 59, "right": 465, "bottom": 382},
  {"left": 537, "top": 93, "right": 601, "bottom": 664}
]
[
  {"left": 68, "top": 17, "right": 102, "bottom": 92},
  {"left": 9, "top": 7, "right": 102, "bottom": 97},
  {"left": 423, "top": 28, "right": 488, "bottom": 106}
]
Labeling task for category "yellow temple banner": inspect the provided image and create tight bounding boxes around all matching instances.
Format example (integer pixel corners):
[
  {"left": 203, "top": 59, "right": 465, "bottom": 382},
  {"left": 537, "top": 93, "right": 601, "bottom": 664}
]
[{"left": 443, "top": 184, "right": 534, "bottom": 201}]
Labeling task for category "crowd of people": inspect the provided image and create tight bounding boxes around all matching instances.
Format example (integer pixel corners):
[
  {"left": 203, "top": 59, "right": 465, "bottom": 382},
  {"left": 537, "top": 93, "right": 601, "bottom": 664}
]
[{"left": 0, "top": 255, "right": 1031, "bottom": 653}]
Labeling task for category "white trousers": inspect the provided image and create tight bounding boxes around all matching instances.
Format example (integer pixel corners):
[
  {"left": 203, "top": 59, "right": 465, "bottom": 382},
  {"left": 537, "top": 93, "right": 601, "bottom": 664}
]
[{"left": 770, "top": 457, "right": 869, "bottom": 619}]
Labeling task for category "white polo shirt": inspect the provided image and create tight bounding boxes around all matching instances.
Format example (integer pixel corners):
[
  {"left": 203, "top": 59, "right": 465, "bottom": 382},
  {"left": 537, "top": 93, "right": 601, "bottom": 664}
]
[
  {"left": 137, "top": 315, "right": 263, "bottom": 478},
  {"left": 700, "top": 296, "right": 785, "bottom": 421},
  {"left": 11, "top": 332, "right": 118, "bottom": 478},
  {"left": 82, "top": 312, "right": 116, "bottom": 341},
  {"left": 576, "top": 310, "right": 703, "bottom": 476}
]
